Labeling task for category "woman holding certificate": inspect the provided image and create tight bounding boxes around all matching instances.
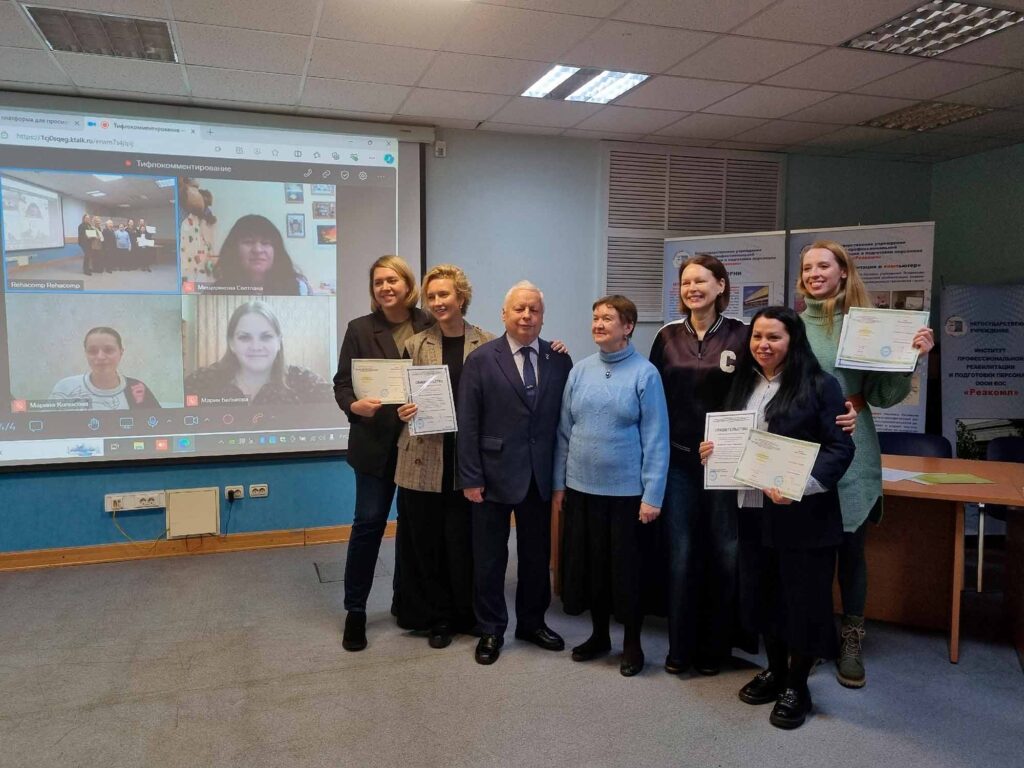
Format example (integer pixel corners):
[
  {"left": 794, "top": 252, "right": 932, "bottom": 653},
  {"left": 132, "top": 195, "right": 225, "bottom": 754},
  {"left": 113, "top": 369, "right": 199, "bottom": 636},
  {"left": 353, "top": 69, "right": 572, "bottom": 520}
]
[
  {"left": 333, "top": 256, "right": 433, "bottom": 652},
  {"left": 394, "top": 265, "right": 494, "bottom": 648},
  {"left": 553, "top": 295, "right": 669, "bottom": 676},
  {"left": 797, "top": 240, "right": 933, "bottom": 689},
  {"left": 701, "top": 306, "right": 854, "bottom": 729}
]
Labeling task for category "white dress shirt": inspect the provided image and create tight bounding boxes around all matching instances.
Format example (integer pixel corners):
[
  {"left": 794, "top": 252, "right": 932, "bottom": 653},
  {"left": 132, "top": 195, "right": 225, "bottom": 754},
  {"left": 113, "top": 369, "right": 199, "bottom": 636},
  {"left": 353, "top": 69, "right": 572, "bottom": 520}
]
[{"left": 506, "top": 336, "right": 541, "bottom": 386}]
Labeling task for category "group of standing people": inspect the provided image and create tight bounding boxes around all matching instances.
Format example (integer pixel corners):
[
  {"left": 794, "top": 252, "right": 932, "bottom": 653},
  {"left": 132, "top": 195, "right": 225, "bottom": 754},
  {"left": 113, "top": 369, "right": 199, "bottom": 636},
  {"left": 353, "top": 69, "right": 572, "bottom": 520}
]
[
  {"left": 332, "top": 243, "right": 934, "bottom": 731},
  {"left": 78, "top": 214, "right": 153, "bottom": 275}
]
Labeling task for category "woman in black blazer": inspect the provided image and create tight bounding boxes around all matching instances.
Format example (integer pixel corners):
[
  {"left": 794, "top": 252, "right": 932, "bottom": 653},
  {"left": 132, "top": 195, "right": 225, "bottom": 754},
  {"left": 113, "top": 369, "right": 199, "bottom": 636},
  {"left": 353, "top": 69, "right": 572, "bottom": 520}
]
[
  {"left": 701, "top": 306, "right": 854, "bottom": 730},
  {"left": 333, "top": 255, "right": 433, "bottom": 652}
]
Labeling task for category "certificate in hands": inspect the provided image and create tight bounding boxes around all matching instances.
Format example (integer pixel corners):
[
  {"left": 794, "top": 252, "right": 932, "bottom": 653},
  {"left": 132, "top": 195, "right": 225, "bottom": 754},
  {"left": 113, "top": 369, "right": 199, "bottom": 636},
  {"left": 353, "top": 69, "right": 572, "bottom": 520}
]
[
  {"left": 405, "top": 365, "right": 457, "bottom": 436},
  {"left": 351, "top": 359, "right": 411, "bottom": 404},
  {"left": 733, "top": 429, "right": 821, "bottom": 502},
  {"left": 836, "top": 307, "right": 930, "bottom": 373},
  {"left": 703, "top": 410, "right": 756, "bottom": 490}
]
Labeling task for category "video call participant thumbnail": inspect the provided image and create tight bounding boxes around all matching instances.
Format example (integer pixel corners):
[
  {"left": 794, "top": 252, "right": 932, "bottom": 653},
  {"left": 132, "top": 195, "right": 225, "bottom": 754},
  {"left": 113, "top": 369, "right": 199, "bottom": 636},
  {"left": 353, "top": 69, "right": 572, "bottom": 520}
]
[
  {"left": 184, "top": 301, "right": 331, "bottom": 406},
  {"left": 49, "top": 327, "right": 161, "bottom": 410},
  {"left": 212, "top": 215, "right": 311, "bottom": 296}
]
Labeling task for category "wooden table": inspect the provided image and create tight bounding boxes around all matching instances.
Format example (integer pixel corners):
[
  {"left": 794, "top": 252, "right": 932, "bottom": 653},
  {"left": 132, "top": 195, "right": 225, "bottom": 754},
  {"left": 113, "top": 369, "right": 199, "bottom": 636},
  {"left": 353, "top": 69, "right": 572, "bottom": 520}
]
[{"left": 868, "top": 455, "right": 1024, "bottom": 663}]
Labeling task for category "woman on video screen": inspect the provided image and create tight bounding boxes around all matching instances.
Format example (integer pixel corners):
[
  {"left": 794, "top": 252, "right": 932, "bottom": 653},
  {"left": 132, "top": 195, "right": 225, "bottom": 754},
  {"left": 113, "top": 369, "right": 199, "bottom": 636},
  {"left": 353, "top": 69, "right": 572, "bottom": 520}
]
[
  {"left": 184, "top": 301, "right": 331, "bottom": 405},
  {"left": 50, "top": 327, "right": 161, "bottom": 410},
  {"left": 214, "top": 215, "right": 311, "bottom": 296}
]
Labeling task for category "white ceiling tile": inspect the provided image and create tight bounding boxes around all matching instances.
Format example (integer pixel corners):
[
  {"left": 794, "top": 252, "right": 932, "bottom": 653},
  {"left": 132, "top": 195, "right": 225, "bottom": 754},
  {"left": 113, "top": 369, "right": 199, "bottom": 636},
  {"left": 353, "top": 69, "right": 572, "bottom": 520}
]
[
  {"left": 0, "top": 47, "right": 71, "bottom": 86},
  {"left": 876, "top": 132, "right": 970, "bottom": 153},
  {"left": 668, "top": 36, "right": 823, "bottom": 83},
  {"left": 318, "top": 0, "right": 470, "bottom": 49},
  {"left": 484, "top": 0, "right": 622, "bottom": 16},
  {"left": 614, "top": 0, "right": 779, "bottom": 33},
  {"left": 574, "top": 105, "right": 685, "bottom": 133},
  {"left": 856, "top": 60, "right": 1011, "bottom": 100},
  {"left": 561, "top": 21, "right": 716, "bottom": 74},
  {"left": 0, "top": 4, "right": 42, "bottom": 48},
  {"left": 308, "top": 39, "right": 435, "bottom": 86},
  {"left": 941, "top": 73, "right": 1024, "bottom": 109},
  {"left": 443, "top": 4, "right": 599, "bottom": 60},
  {"left": 801, "top": 125, "right": 913, "bottom": 150},
  {"left": 940, "top": 23, "right": 1024, "bottom": 68},
  {"left": 561, "top": 128, "right": 648, "bottom": 141},
  {"left": 731, "top": 119, "right": 839, "bottom": 144},
  {"left": 171, "top": 0, "right": 318, "bottom": 34},
  {"left": 186, "top": 67, "right": 300, "bottom": 105},
  {"left": 176, "top": 23, "right": 309, "bottom": 74},
  {"left": 419, "top": 53, "right": 551, "bottom": 96},
  {"left": 478, "top": 122, "right": 566, "bottom": 136},
  {"left": 22, "top": 0, "right": 169, "bottom": 17},
  {"left": 299, "top": 78, "right": 410, "bottom": 114},
  {"left": 616, "top": 76, "right": 746, "bottom": 111},
  {"left": 932, "top": 109, "right": 1024, "bottom": 137},
  {"left": 783, "top": 93, "right": 917, "bottom": 124},
  {"left": 764, "top": 48, "right": 917, "bottom": 91},
  {"left": 702, "top": 85, "right": 835, "bottom": 118},
  {"left": 733, "top": 0, "right": 918, "bottom": 45},
  {"left": 54, "top": 53, "right": 186, "bottom": 95},
  {"left": 397, "top": 88, "right": 510, "bottom": 121},
  {"left": 712, "top": 140, "right": 786, "bottom": 152},
  {"left": 654, "top": 112, "right": 770, "bottom": 139},
  {"left": 487, "top": 96, "right": 604, "bottom": 127}
]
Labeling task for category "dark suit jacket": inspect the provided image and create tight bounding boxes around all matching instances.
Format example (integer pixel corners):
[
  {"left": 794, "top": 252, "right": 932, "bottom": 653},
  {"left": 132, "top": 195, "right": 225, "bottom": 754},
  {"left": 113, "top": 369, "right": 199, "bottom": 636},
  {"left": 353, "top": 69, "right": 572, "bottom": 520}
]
[
  {"left": 333, "top": 308, "right": 433, "bottom": 478},
  {"left": 757, "top": 373, "right": 856, "bottom": 549},
  {"left": 457, "top": 334, "right": 573, "bottom": 505}
]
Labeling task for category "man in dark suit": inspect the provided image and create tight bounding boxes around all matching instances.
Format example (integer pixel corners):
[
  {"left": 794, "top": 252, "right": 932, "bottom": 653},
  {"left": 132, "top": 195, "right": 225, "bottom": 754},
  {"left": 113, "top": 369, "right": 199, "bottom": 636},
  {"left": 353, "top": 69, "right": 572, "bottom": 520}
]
[{"left": 458, "top": 280, "right": 573, "bottom": 664}]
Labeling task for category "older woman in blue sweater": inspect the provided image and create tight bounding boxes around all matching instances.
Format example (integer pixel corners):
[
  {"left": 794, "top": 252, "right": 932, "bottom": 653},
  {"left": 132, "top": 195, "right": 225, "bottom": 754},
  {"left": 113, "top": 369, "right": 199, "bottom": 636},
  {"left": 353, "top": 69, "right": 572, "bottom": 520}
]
[{"left": 553, "top": 295, "right": 670, "bottom": 676}]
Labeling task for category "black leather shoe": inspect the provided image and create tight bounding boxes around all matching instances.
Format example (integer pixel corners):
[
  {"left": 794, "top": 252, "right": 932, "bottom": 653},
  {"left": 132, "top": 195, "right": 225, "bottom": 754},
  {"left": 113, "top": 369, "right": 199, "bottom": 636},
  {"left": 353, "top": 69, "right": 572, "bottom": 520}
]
[
  {"left": 620, "top": 650, "right": 645, "bottom": 677},
  {"left": 571, "top": 635, "right": 611, "bottom": 662},
  {"left": 475, "top": 634, "right": 503, "bottom": 665},
  {"left": 769, "top": 687, "right": 812, "bottom": 729},
  {"left": 738, "top": 669, "right": 784, "bottom": 705},
  {"left": 428, "top": 624, "right": 452, "bottom": 649},
  {"left": 342, "top": 611, "right": 367, "bottom": 652},
  {"left": 694, "top": 656, "right": 721, "bottom": 676},
  {"left": 664, "top": 656, "right": 687, "bottom": 675},
  {"left": 514, "top": 625, "right": 565, "bottom": 651}
]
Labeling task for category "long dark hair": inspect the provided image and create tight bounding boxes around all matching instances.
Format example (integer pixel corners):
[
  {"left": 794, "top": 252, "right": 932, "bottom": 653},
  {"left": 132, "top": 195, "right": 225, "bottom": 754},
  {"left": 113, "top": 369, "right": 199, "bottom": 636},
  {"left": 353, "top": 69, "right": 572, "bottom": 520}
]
[
  {"left": 724, "top": 306, "right": 827, "bottom": 423},
  {"left": 215, "top": 215, "right": 306, "bottom": 295}
]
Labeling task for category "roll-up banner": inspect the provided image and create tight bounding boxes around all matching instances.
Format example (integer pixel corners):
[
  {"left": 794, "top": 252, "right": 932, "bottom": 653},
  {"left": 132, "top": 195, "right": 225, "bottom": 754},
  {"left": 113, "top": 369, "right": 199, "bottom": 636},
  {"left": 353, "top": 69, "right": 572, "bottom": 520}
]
[
  {"left": 787, "top": 223, "right": 935, "bottom": 433},
  {"left": 940, "top": 285, "right": 1024, "bottom": 458},
  {"left": 663, "top": 231, "right": 786, "bottom": 324}
]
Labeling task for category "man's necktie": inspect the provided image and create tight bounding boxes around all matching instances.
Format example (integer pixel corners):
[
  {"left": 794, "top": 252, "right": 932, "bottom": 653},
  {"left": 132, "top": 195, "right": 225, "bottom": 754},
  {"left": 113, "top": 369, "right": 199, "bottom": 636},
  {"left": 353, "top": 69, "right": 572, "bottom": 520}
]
[{"left": 521, "top": 346, "right": 537, "bottom": 407}]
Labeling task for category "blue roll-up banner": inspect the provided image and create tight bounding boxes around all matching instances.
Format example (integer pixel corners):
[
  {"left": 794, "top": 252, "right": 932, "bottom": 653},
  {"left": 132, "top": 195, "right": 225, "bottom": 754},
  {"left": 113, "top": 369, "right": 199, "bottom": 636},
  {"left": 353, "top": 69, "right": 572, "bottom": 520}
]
[
  {"left": 663, "top": 231, "right": 786, "bottom": 323},
  {"left": 940, "top": 285, "right": 1024, "bottom": 458}
]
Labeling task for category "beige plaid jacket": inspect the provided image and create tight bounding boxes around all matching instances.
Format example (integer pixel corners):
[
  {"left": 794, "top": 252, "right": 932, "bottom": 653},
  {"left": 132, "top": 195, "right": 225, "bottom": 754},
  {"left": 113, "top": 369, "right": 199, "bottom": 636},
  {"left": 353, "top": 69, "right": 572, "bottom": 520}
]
[{"left": 394, "top": 322, "right": 494, "bottom": 492}]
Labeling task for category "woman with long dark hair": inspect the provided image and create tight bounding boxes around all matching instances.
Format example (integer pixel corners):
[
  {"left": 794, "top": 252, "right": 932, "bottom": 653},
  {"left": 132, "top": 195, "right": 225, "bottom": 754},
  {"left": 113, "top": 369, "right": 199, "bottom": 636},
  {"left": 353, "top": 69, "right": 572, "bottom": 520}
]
[
  {"left": 215, "top": 214, "right": 311, "bottom": 296},
  {"left": 701, "top": 306, "right": 854, "bottom": 729}
]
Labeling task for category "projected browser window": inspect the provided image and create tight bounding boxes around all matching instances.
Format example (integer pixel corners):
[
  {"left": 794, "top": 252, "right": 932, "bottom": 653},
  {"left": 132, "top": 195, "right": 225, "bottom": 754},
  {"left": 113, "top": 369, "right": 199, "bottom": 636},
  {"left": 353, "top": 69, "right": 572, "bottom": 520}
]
[{"left": 0, "top": 108, "right": 398, "bottom": 467}]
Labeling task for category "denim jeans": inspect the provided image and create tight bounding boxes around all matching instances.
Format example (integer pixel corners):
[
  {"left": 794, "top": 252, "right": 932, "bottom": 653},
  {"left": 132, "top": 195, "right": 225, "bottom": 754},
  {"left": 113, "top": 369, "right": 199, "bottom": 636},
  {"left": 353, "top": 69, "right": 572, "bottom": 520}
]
[
  {"left": 343, "top": 469, "right": 397, "bottom": 613},
  {"left": 663, "top": 462, "right": 739, "bottom": 665}
]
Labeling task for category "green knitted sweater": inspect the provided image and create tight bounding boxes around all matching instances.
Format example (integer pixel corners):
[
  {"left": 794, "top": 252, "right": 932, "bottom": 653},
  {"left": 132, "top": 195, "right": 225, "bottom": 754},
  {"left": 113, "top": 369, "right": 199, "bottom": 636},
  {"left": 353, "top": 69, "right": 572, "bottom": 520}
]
[{"left": 801, "top": 297, "right": 913, "bottom": 531}]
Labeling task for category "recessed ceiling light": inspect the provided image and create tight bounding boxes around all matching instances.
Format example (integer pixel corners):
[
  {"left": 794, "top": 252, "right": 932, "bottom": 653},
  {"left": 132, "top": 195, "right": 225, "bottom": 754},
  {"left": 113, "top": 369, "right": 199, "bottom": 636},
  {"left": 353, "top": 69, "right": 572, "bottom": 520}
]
[
  {"left": 843, "top": 1, "right": 1024, "bottom": 57},
  {"left": 566, "top": 71, "right": 649, "bottom": 104},
  {"left": 23, "top": 5, "right": 178, "bottom": 62},
  {"left": 92, "top": 174, "right": 123, "bottom": 182},
  {"left": 522, "top": 65, "right": 580, "bottom": 98},
  {"left": 861, "top": 101, "right": 992, "bottom": 131},
  {"left": 86, "top": 190, "right": 106, "bottom": 197},
  {"left": 522, "top": 64, "right": 648, "bottom": 104}
]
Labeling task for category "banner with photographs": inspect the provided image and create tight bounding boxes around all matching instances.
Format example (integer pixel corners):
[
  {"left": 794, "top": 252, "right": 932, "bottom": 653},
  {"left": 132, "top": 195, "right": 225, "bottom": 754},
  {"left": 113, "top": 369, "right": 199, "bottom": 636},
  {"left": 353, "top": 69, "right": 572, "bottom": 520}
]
[
  {"left": 663, "top": 231, "right": 786, "bottom": 323},
  {"left": 940, "top": 284, "right": 1024, "bottom": 459},
  {"left": 788, "top": 222, "right": 935, "bottom": 433}
]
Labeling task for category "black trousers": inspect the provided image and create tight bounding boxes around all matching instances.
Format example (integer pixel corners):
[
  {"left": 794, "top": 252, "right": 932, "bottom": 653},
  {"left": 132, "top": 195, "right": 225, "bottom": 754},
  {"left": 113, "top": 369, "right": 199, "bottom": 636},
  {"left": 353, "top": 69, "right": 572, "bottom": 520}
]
[{"left": 472, "top": 477, "right": 551, "bottom": 638}]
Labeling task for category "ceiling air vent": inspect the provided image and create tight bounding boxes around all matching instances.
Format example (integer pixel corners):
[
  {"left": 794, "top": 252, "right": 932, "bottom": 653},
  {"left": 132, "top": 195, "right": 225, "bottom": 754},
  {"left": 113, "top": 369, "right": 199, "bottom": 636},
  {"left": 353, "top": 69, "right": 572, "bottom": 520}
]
[{"left": 24, "top": 5, "right": 178, "bottom": 62}]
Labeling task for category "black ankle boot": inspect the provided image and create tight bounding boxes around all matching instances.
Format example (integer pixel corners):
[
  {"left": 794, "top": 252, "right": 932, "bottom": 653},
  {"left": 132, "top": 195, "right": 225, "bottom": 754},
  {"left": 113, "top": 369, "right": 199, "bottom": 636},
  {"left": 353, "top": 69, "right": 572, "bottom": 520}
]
[{"left": 342, "top": 611, "right": 367, "bottom": 652}]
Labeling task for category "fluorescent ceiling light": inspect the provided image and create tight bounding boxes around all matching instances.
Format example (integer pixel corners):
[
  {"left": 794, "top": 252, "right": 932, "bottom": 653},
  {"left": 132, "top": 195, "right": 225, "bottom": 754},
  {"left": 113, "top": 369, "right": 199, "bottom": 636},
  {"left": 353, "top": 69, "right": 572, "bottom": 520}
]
[
  {"left": 24, "top": 5, "right": 178, "bottom": 62},
  {"left": 843, "top": 1, "right": 1024, "bottom": 57},
  {"left": 862, "top": 101, "right": 992, "bottom": 131},
  {"left": 522, "top": 65, "right": 580, "bottom": 98},
  {"left": 566, "top": 70, "right": 649, "bottom": 104},
  {"left": 154, "top": 179, "right": 175, "bottom": 188},
  {"left": 86, "top": 190, "right": 106, "bottom": 197},
  {"left": 92, "top": 174, "right": 122, "bottom": 182}
]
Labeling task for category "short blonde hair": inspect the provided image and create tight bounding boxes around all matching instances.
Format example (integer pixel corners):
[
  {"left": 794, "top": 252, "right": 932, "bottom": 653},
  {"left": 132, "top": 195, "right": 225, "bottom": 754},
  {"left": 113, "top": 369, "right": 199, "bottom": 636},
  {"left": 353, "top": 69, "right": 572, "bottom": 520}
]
[
  {"left": 422, "top": 263, "right": 473, "bottom": 316},
  {"left": 369, "top": 255, "right": 419, "bottom": 312}
]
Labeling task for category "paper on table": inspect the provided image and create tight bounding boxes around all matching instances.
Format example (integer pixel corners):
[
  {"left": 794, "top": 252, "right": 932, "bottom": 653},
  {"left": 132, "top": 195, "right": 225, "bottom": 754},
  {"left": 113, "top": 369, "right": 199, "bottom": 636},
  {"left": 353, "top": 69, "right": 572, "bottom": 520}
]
[
  {"left": 733, "top": 429, "right": 820, "bottom": 502},
  {"left": 405, "top": 365, "right": 457, "bottom": 436},
  {"left": 882, "top": 468, "right": 922, "bottom": 483},
  {"left": 909, "top": 473, "right": 994, "bottom": 485},
  {"left": 703, "top": 410, "right": 757, "bottom": 490},
  {"left": 835, "top": 307, "right": 930, "bottom": 373},
  {"left": 351, "top": 359, "right": 411, "bottom": 404}
]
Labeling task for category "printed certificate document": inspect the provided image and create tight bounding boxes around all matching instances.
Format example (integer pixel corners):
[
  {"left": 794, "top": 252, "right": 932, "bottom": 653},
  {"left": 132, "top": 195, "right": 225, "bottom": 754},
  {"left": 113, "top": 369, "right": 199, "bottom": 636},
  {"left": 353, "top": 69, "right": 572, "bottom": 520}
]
[
  {"left": 703, "top": 410, "right": 757, "bottom": 490},
  {"left": 351, "top": 359, "right": 411, "bottom": 404},
  {"left": 733, "top": 429, "right": 821, "bottom": 502},
  {"left": 836, "top": 307, "right": 930, "bottom": 372},
  {"left": 405, "top": 365, "right": 457, "bottom": 436}
]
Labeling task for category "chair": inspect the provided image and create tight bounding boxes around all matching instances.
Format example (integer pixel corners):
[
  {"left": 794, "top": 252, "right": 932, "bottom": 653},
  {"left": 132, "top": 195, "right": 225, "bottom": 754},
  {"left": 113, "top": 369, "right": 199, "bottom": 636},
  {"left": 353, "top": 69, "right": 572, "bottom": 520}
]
[
  {"left": 877, "top": 431, "right": 952, "bottom": 458},
  {"left": 977, "top": 436, "right": 1024, "bottom": 592}
]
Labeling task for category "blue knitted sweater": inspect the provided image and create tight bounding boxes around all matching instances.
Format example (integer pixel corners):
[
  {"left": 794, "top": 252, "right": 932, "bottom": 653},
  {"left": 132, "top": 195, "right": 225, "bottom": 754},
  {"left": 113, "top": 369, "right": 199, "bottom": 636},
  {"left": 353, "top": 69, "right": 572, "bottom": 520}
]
[{"left": 552, "top": 343, "right": 670, "bottom": 507}]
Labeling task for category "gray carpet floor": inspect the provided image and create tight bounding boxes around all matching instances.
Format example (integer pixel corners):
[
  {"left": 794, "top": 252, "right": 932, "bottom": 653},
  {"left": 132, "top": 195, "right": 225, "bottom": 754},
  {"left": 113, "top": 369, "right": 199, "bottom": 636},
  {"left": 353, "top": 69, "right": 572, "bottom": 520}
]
[{"left": 0, "top": 536, "right": 1021, "bottom": 768}]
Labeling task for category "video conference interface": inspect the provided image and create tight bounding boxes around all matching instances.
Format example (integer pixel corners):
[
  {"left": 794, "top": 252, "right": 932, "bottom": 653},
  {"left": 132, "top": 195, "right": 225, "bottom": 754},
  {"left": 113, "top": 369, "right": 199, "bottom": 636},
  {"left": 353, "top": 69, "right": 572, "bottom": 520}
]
[{"left": 0, "top": 108, "right": 399, "bottom": 467}]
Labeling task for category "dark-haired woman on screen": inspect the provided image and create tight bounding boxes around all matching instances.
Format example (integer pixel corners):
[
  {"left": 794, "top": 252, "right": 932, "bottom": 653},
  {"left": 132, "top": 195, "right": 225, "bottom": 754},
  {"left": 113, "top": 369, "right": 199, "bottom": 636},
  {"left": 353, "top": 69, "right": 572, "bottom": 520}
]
[{"left": 214, "top": 215, "right": 311, "bottom": 296}]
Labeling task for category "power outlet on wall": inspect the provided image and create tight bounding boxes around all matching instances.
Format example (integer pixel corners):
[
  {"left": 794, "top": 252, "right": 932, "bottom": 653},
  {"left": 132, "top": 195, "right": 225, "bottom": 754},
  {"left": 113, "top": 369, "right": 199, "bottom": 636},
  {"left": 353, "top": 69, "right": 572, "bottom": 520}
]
[
  {"left": 224, "top": 485, "right": 244, "bottom": 501},
  {"left": 249, "top": 483, "right": 269, "bottom": 498}
]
